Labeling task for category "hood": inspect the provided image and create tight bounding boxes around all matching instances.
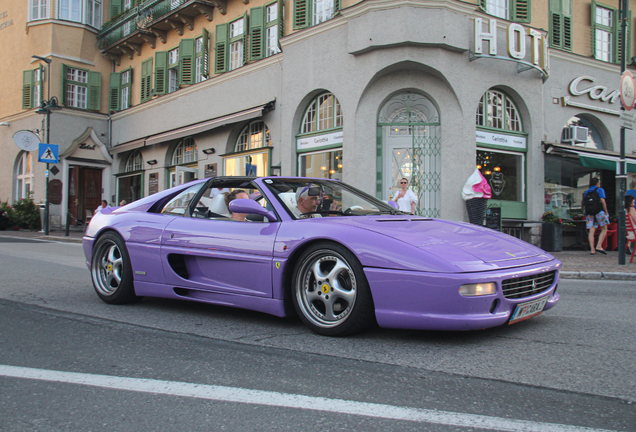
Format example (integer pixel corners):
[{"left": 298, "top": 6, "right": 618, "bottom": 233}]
[{"left": 312, "top": 216, "right": 553, "bottom": 271}]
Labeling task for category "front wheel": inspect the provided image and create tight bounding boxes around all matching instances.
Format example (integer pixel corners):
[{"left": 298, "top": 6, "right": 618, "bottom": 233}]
[
  {"left": 292, "top": 243, "right": 375, "bottom": 336},
  {"left": 91, "top": 232, "right": 139, "bottom": 304}
]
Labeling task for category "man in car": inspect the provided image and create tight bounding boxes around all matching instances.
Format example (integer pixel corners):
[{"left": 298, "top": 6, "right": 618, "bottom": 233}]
[{"left": 293, "top": 186, "right": 321, "bottom": 219}]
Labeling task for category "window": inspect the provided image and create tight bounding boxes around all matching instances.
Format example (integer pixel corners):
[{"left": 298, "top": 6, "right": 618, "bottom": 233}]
[
  {"left": 476, "top": 90, "right": 522, "bottom": 132},
  {"left": 125, "top": 150, "right": 143, "bottom": 172},
  {"left": 477, "top": 150, "right": 524, "bottom": 202},
  {"left": 294, "top": 0, "right": 340, "bottom": 29},
  {"left": 299, "top": 149, "right": 342, "bottom": 180},
  {"left": 230, "top": 18, "right": 245, "bottom": 71},
  {"left": 544, "top": 157, "right": 600, "bottom": 220},
  {"left": 62, "top": 65, "right": 101, "bottom": 110},
  {"left": 224, "top": 151, "right": 269, "bottom": 177},
  {"left": 29, "top": 0, "right": 50, "bottom": 21},
  {"left": 591, "top": 2, "right": 631, "bottom": 64},
  {"left": 195, "top": 35, "right": 209, "bottom": 83},
  {"left": 22, "top": 65, "right": 44, "bottom": 109},
  {"left": 161, "top": 183, "right": 204, "bottom": 216},
  {"left": 59, "top": 0, "right": 102, "bottom": 28},
  {"left": 478, "top": 0, "right": 530, "bottom": 23},
  {"left": 236, "top": 121, "right": 271, "bottom": 152},
  {"left": 301, "top": 92, "right": 342, "bottom": 133},
  {"left": 15, "top": 152, "right": 33, "bottom": 201},
  {"left": 109, "top": 68, "right": 131, "bottom": 112},
  {"left": 549, "top": 0, "right": 572, "bottom": 51},
  {"left": 249, "top": 3, "right": 282, "bottom": 61},
  {"left": 172, "top": 138, "right": 198, "bottom": 165},
  {"left": 168, "top": 48, "right": 179, "bottom": 93}
]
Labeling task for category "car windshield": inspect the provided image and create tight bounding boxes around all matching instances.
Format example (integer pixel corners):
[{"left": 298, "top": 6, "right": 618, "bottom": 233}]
[{"left": 262, "top": 178, "right": 400, "bottom": 219}]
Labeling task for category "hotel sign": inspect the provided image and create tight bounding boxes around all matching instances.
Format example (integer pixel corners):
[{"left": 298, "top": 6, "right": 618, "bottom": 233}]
[{"left": 473, "top": 18, "right": 549, "bottom": 79}]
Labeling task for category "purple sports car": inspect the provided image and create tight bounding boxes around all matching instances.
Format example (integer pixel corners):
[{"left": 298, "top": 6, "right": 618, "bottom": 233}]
[{"left": 83, "top": 176, "right": 560, "bottom": 336}]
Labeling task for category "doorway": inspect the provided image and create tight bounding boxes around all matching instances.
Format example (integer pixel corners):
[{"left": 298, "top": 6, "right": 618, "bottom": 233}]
[{"left": 68, "top": 166, "right": 102, "bottom": 224}]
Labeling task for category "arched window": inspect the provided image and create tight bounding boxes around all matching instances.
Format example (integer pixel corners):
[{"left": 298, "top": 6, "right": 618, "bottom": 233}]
[
  {"left": 476, "top": 90, "right": 522, "bottom": 132},
  {"left": 561, "top": 115, "right": 604, "bottom": 150},
  {"left": 172, "top": 137, "right": 198, "bottom": 165},
  {"left": 235, "top": 121, "right": 271, "bottom": 152},
  {"left": 301, "top": 92, "right": 343, "bottom": 134},
  {"left": 125, "top": 150, "right": 143, "bottom": 172},
  {"left": 475, "top": 89, "right": 527, "bottom": 216},
  {"left": 15, "top": 151, "right": 33, "bottom": 200},
  {"left": 297, "top": 92, "right": 343, "bottom": 180}
]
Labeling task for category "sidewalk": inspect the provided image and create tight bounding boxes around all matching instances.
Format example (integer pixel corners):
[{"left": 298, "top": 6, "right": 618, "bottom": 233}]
[{"left": 1, "top": 229, "right": 635, "bottom": 280}]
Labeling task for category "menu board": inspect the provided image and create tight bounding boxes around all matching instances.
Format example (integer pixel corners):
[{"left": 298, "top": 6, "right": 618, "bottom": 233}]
[
  {"left": 486, "top": 207, "right": 502, "bottom": 232},
  {"left": 149, "top": 173, "right": 159, "bottom": 195}
]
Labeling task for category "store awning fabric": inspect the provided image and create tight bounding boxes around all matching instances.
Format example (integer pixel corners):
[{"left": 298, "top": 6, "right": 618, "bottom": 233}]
[
  {"left": 110, "top": 101, "right": 275, "bottom": 154},
  {"left": 545, "top": 143, "right": 636, "bottom": 173}
]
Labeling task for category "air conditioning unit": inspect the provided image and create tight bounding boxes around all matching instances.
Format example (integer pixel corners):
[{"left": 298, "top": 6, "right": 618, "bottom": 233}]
[{"left": 562, "top": 126, "right": 589, "bottom": 144}]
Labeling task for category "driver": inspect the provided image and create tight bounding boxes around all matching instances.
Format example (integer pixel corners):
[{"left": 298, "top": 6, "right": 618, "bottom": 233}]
[{"left": 292, "top": 186, "right": 322, "bottom": 219}]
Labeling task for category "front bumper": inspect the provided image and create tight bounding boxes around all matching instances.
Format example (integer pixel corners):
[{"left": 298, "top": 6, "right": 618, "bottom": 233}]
[{"left": 364, "top": 260, "right": 561, "bottom": 331}]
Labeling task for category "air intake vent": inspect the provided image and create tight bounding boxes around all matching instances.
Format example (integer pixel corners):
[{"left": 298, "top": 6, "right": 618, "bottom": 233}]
[{"left": 502, "top": 271, "right": 556, "bottom": 299}]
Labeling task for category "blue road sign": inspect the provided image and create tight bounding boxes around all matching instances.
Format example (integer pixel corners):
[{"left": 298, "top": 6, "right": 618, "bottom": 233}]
[{"left": 38, "top": 143, "right": 59, "bottom": 164}]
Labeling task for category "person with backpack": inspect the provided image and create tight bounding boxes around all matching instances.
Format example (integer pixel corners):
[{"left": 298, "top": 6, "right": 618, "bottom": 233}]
[{"left": 583, "top": 177, "right": 609, "bottom": 255}]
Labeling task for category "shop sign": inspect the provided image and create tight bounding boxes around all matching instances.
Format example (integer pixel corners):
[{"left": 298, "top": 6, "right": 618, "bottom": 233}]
[
  {"left": 476, "top": 131, "right": 526, "bottom": 150},
  {"left": 296, "top": 131, "right": 343, "bottom": 151},
  {"left": 569, "top": 76, "right": 620, "bottom": 103},
  {"left": 473, "top": 18, "right": 549, "bottom": 77}
]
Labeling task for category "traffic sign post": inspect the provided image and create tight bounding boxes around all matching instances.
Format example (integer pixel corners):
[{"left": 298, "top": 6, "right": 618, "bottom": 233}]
[{"left": 618, "top": 0, "right": 631, "bottom": 265}]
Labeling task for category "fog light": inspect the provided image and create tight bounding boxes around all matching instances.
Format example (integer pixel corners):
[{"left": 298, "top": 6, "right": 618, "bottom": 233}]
[{"left": 459, "top": 282, "right": 496, "bottom": 296}]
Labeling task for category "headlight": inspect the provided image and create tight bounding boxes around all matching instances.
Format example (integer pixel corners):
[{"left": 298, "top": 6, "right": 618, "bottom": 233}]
[{"left": 459, "top": 282, "right": 497, "bottom": 296}]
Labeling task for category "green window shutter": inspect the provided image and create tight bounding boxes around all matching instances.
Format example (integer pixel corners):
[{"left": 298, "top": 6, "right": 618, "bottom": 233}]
[
  {"left": 250, "top": 7, "right": 264, "bottom": 61},
  {"left": 214, "top": 23, "right": 228, "bottom": 74},
  {"left": 141, "top": 58, "right": 153, "bottom": 102},
  {"left": 111, "top": 0, "right": 122, "bottom": 18},
  {"left": 22, "top": 70, "right": 34, "bottom": 109},
  {"left": 550, "top": 0, "right": 571, "bottom": 51},
  {"left": 512, "top": 0, "right": 531, "bottom": 23},
  {"left": 478, "top": 0, "right": 486, "bottom": 13},
  {"left": 155, "top": 51, "right": 168, "bottom": 95},
  {"left": 109, "top": 72, "right": 121, "bottom": 112},
  {"left": 591, "top": 0, "right": 597, "bottom": 58},
  {"left": 202, "top": 27, "right": 209, "bottom": 78},
  {"left": 616, "top": 10, "right": 632, "bottom": 65},
  {"left": 87, "top": 71, "right": 101, "bottom": 111},
  {"left": 293, "top": 0, "right": 309, "bottom": 30},
  {"left": 179, "top": 39, "right": 195, "bottom": 85},
  {"left": 243, "top": 13, "right": 249, "bottom": 65},
  {"left": 334, "top": 0, "right": 341, "bottom": 14},
  {"left": 278, "top": 0, "right": 285, "bottom": 39},
  {"left": 61, "top": 64, "right": 69, "bottom": 106}
]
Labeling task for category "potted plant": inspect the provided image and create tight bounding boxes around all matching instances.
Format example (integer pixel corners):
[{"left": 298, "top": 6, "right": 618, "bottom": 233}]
[{"left": 541, "top": 211, "right": 563, "bottom": 252}]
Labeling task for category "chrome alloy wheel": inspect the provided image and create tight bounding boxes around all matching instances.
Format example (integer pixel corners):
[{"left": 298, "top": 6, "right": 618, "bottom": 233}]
[
  {"left": 296, "top": 250, "right": 357, "bottom": 328},
  {"left": 92, "top": 239, "right": 124, "bottom": 296}
]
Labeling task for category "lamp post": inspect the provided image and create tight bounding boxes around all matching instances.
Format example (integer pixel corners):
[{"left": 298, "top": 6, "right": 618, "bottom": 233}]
[{"left": 32, "top": 55, "right": 61, "bottom": 235}]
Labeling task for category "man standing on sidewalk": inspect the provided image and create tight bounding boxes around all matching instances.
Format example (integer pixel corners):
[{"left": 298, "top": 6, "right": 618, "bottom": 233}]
[{"left": 583, "top": 178, "right": 609, "bottom": 255}]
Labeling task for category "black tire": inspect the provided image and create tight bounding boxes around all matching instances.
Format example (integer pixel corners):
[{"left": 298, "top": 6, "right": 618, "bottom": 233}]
[
  {"left": 90, "top": 232, "right": 140, "bottom": 304},
  {"left": 292, "top": 242, "right": 375, "bottom": 336}
]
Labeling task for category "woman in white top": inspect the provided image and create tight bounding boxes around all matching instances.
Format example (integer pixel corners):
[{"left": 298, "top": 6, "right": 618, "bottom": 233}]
[{"left": 393, "top": 178, "right": 418, "bottom": 214}]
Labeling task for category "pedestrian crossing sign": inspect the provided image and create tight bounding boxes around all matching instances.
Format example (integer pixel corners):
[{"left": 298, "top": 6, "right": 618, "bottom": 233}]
[{"left": 38, "top": 143, "right": 59, "bottom": 164}]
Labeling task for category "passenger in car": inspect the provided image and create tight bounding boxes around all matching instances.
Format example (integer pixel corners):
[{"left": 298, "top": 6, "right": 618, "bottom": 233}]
[
  {"left": 293, "top": 186, "right": 322, "bottom": 219},
  {"left": 224, "top": 189, "right": 250, "bottom": 221}
]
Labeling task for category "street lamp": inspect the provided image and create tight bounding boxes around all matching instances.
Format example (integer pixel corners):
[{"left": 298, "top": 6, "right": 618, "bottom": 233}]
[{"left": 32, "top": 55, "right": 61, "bottom": 236}]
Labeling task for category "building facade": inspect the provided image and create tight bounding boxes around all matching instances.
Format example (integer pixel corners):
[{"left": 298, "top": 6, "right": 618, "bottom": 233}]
[{"left": 2, "top": 0, "right": 636, "bottom": 243}]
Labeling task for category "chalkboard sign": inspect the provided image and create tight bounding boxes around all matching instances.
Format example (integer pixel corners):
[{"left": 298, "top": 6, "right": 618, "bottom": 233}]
[{"left": 486, "top": 207, "right": 502, "bottom": 231}]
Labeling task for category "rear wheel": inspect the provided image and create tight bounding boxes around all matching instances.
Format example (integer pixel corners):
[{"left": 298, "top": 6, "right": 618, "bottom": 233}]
[
  {"left": 91, "top": 232, "right": 139, "bottom": 304},
  {"left": 292, "top": 242, "right": 374, "bottom": 336}
]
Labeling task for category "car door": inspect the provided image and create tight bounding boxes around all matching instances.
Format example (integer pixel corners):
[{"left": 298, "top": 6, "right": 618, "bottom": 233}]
[{"left": 160, "top": 216, "right": 280, "bottom": 297}]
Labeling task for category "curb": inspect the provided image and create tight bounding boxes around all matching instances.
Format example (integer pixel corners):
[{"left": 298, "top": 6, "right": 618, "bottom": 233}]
[{"left": 560, "top": 271, "right": 636, "bottom": 281}]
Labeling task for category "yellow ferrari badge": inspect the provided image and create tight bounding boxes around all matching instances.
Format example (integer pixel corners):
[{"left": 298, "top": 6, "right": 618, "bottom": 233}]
[
  {"left": 321, "top": 284, "right": 330, "bottom": 294},
  {"left": 275, "top": 262, "right": 280, "bottom": 269}
]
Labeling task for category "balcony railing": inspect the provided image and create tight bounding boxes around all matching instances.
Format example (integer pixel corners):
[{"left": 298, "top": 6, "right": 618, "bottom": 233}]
[{"left": 98, "top": 0, "right": 196, "bottom": 50}]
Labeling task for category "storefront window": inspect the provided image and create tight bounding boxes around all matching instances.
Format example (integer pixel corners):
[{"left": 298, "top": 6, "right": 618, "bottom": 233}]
[
  {"left": 299, "top": 149, "right": 343, "bottom": 180},
  {"left": 476, "top": 149, "right": 524, "bottom": 202},
  {"left": 224, "top": 151, "right": 269, "bottom": 176},
  {"left": 544, "top": 155, "right": 600, "bottom": 219}
]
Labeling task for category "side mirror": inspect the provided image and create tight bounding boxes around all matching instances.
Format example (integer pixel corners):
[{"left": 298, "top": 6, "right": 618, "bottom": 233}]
[{"left": 229, "top": 199, "right": 277, "bottom": 222}]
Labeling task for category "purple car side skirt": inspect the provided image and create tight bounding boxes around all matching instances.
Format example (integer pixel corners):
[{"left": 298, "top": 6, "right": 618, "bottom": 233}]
[{"left": 365, "top": 260, "right": 561, "bottom": 331}]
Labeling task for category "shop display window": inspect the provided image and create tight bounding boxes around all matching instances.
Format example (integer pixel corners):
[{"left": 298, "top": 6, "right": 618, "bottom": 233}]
[
  {"left": 299, "top": 149, "right": 342, "bottom": 180},
  {"left": 476, "top": 149, "right": 524, "bottom": 202},
  {"left": 544, "top": 155, "right": 600, "bottom": 219}
]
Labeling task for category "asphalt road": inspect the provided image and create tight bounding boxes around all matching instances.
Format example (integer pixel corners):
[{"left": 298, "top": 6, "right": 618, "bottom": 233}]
[{"left": 0, "top": 236, "right": 634, "bottom": 431}]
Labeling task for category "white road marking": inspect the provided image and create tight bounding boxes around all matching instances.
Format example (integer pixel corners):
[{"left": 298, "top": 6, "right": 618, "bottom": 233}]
[{"left": 0, "top": 365, "right": 615, "bottom": 432}]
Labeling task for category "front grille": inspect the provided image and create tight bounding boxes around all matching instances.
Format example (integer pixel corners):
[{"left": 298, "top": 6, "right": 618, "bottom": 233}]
[{"left": 502, "top": 271, "right": 556, "bottom": 299}]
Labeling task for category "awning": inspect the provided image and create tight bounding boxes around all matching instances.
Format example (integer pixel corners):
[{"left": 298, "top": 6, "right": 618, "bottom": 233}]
[
  {"left": 110, "top": 101, "right": 275, "bottom": 154},
  {"left": 544, "top": 142, "right": 636, "bottom": 173}
]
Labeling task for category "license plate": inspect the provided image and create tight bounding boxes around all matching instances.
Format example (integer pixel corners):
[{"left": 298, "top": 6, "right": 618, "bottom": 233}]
[{"left": 509, "top": 296, "right": 549, "bottom": 325}]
